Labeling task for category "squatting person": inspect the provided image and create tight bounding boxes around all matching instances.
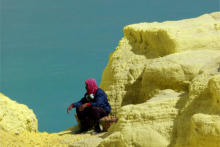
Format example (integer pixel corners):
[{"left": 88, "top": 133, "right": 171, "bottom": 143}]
[{"left": 67, "top": 78, "right": 111, "bottom": 133}]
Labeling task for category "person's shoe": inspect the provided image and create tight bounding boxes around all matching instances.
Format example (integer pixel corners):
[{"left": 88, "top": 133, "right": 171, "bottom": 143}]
[
  {"left": 94, "top": 121, "right": 101, "bottom": 133},
  {"left": 74, "top": 126, "right": 88, "bottom": 134}
]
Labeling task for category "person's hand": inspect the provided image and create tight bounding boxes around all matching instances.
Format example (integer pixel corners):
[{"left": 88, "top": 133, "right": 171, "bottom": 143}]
[
  {"left": 67, "top": 104, "right": 74, "bottom": 114},
  {"left": 79, "top": 103, "right": 88, "bottom": 111}
]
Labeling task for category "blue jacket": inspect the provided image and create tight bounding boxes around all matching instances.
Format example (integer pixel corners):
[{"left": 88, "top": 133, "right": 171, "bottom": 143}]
[{"left": 72, "top": 88, "right": 111, "bottom": 114}]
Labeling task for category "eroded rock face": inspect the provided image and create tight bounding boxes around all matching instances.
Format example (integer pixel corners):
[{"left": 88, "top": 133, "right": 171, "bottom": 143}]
[
  {"left": 100, "top": 12, "right": 220, "bottom": 114},
  {"left": 99, "top": 12, "right": 220, "bottom": 147},
  {"left": 0, "top": 93, "right": 38, "bottom": 134},
  {"left": 189, "top": 113, "right": 220, "bottom": 147},
  {"left": 99, "top": 90, "right": 181, "bottom": 147}
]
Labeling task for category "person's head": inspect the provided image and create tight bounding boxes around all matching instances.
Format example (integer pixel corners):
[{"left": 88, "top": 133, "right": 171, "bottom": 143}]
[{"left": 85, "top": 78, "right": 98, "bottom": 95}]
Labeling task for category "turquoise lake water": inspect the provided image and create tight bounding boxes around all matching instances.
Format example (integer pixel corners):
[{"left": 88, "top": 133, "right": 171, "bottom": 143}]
[{"left": 0, "top": 0, "right": 218, "bottom": 132}]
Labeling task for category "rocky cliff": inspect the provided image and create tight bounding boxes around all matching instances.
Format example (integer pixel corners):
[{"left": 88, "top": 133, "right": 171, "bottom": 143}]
[
  {"left": 1, "top": 12, "right": 220, "bottom": 147},
  {"left": 99, "top": 11, "right": 220, "bottom": 147}
]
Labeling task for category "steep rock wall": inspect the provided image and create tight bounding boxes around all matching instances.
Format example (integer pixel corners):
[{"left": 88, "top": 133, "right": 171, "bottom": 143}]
[
  {"left": 100, "top": 11, "right": 220, "bottom": 115},
  {"left": 99, "top": 12, "right": 220, "bottom": 147}
]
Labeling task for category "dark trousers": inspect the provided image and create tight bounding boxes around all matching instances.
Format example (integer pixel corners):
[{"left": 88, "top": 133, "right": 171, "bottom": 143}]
[{"left": 76, "top": 106, "right": 108, "bottom": 129}]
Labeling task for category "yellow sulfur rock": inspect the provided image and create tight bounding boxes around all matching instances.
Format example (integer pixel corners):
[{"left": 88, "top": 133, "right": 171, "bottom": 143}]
[
  {"left": 100, "top": 11, "right": 220, "bottom": 115},
  {"left": 0, "top": 94, "right": 103, "bottom": 147},
  {"left": 209, "top": 74, "right": 220, "bottom": 105},
  {"left": 99, "top": 11, "right": 220, "bottom": 147},
  {"left": 189, "top": 113, "right": 220, "bottom": 147},
  {"left": 124, "top": 12, "right": 220, "bottom": 57},
  {"left": 0, "top": 124, "right": 103, "bottom": 147},
  {"left": 0, "top": 93, "right": 38, "bottom": 134},
  {"left": 99, "top": 90, "right": 182, "bottom": 147}
]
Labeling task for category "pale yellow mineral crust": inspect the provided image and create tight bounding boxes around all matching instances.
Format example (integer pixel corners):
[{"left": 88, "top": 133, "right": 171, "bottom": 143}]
[
  {"left": 1, "top": 12, "right": 220, "bottom": 147},
  {"left": 0, "top": 93, "right": 38, "bottom": 134},
  {"left": 99, "top": 12, "right": 220, "bottom": 147},
  {"left": 0, "top": 94, "right": 103, "bottom": 147}
]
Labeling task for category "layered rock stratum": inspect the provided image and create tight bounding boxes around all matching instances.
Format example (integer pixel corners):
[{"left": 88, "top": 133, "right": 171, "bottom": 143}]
[{"left": 1, "top": 12, "right": 220, "bottom": 147}]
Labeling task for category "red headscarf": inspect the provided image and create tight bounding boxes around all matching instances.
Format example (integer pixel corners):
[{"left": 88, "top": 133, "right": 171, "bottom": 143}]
[{"left": 85, "top": 78, "right": 98, "bottom": 95}]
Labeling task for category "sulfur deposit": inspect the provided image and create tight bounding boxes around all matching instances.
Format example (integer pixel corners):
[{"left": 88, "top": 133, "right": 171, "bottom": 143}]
[
  {"left": 0, "top": 93, "right": 38, "bottom": 134},
  {"left": 1, "top": 12, "right": 220, "bottom": 147},
  {"left": 0, "top": 94, "right": 104, "bottom": 147},
  {"left": 99, "top": 11, "right": 220, "bottom": 147}
]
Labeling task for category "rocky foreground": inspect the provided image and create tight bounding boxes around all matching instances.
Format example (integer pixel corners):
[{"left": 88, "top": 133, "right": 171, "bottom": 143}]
[{"left": 1, "top": 12, "right": 220, "bottom": 147}]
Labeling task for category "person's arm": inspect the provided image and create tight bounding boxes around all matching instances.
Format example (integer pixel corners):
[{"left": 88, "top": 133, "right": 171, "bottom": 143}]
[
  {"left": 72, "top": 98, "right": 83, "bottom": 108},
  {"left": 67, "top": 104, "right": 74, "bottom": 113},
  {"left": 67, "top": 95, "right": 86, "bottom": 113}
]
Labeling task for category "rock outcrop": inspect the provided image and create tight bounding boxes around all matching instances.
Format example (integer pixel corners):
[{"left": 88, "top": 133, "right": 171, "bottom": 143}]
[
  {"left": 99, "top": 12, "right": 220, "bottom": 147},
  {"left": 0, "top": 93, "right": 38, "bottom": 134}
]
